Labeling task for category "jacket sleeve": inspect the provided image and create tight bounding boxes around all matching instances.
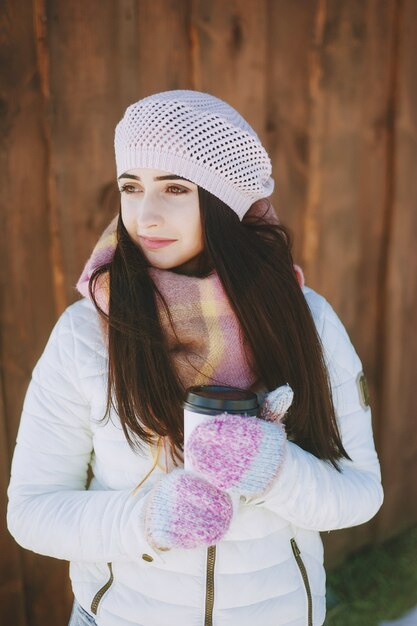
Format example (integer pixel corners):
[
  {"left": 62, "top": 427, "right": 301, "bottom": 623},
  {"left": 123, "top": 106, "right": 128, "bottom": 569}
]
[
  {"left": 7, "top": 305, "right": 163, "bottom": 564},
  {"left": 247, "top": 294, "right": 384, "bottom": 531}
]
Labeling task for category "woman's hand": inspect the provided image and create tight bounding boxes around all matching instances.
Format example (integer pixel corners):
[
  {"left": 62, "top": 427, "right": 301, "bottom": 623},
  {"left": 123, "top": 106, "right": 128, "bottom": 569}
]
[
  {"left": 185, "top": 385, "right": 293, "bottom": 498},
  {"left": 144, "top": 469, "right": 233, "bottom": 551}
]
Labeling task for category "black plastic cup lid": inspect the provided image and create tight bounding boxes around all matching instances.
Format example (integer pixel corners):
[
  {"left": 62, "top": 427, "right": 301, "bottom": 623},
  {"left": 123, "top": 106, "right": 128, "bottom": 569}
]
[{"left": 184, "top": 385, "right": 258, "bottom": 414}]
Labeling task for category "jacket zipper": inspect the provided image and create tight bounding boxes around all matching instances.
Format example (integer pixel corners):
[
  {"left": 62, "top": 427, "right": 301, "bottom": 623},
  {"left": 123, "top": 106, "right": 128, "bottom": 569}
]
[
  {"left": 204, "top": 546, "right": 216, "bottom": 626},
  {"left": 290, "top": 538, "right": 312, "bottom": 626},
  {"left": 91, "top": 562, "right": 114, "bottom": 615}
]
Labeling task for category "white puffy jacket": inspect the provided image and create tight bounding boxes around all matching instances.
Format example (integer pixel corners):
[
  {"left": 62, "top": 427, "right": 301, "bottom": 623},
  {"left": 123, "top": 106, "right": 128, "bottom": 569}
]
[{"left": 7, "top": 285, "right": 383, "bottom": 626}]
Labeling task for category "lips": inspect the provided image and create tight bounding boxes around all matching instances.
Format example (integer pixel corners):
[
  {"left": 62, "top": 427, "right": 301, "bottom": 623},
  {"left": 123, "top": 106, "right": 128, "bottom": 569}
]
[{"left": 139, "top": 236, "right": 178, "bottom": 250}]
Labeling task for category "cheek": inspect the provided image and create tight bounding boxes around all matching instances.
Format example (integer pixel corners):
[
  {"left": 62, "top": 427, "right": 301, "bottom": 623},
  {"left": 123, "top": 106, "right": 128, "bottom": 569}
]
[
  {"left": 120, "top": 199, "right": 127, "bottom": 220},
  {"left": 188, "top": 211, "right": 203, "bottom": 253},
  {"left": 120, "top": 201, "right": 134, "bottom": 230},
  {"left": 188, "top": 199, "right": 202, "bottom": 236}
]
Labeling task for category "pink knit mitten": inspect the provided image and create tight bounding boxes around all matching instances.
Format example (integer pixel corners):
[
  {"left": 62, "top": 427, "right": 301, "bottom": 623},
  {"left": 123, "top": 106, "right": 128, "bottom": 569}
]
[
  {"left": 144, "top": 469, "right": 233, "bottom": 550},
  {"left": 186, "top": 385, "right": 293, "bottom": 498}
]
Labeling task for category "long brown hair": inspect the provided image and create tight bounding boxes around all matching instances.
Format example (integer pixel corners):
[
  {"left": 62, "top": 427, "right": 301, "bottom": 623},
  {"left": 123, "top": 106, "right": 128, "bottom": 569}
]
[{"left": 90, "top": 188, "right": 350, "bottom": 469}]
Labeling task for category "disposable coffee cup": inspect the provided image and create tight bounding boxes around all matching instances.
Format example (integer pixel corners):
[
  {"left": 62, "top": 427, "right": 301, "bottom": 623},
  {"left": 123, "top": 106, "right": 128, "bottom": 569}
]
[{"left": 183, "top": 385, "right": 259, "bottom": 472}]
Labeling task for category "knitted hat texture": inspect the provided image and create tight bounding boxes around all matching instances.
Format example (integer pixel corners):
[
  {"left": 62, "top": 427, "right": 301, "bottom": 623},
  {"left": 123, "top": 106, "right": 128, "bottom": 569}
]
[{"left": 114, "top": 90, "right": 274, "bottom": 219}]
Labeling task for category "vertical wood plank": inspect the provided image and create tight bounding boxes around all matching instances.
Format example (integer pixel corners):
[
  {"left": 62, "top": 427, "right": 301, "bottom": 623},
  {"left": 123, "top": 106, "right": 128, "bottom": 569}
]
[
  {"left": 136, "top": 0, "right": 192, "bottom": 95},
  {"left": 266, "top": 0, "right": 317, "bottom": 263},
  {"left": 46, "top": 0, "right": 129, "bottom": 305},
  {"left": 0, "top": 0, "right": 57, "bottom": 447},
  {"left": 190, "top": 0, "right": 269, "bottom": 147},
  {"left": 34, "top": 0, "right": 67, "bottom": 315},
  {"left": 0, "top": 375, "right": 26, "bottom": 626},
  {"left": 298, "top": 0, "right": 398, "bottom": 565},
  {"left": 303, "top": 0, "right": 395, "bottom": 323},
  {"left": 0, "top": 0, "right": 71, "bottom": 624},
  {"left": 377, "top": 0, "right": 417, "bottom": 540}
]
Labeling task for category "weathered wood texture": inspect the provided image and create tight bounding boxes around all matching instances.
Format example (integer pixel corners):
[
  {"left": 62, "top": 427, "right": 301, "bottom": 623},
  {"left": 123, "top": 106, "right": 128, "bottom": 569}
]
[{"left": 1, "top": 0, "right": 415, "bottom": 623}]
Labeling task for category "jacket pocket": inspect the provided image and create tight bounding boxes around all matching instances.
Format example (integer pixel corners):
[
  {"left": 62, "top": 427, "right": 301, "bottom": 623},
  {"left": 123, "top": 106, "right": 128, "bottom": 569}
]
[
  {"left": 91, "top": 562, "right": 114, "bottom": 616},
  {"left": 290, "top": 538, "right": 313, "bottom": 626}
]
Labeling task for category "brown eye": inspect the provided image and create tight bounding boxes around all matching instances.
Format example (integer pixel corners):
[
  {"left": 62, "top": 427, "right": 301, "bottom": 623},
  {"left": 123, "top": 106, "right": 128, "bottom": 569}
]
[
  {"left": 167, "top": 185, "right": 188, "bottom": 194},
  {"left": 119, "top": 184, "right": 140, "bottom": 194}
]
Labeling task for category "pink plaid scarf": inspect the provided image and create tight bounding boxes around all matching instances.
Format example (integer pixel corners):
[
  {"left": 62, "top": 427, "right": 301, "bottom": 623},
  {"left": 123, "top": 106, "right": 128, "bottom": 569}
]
[{"left": 76, "top": 200, "right": 304, "bottom": 392}]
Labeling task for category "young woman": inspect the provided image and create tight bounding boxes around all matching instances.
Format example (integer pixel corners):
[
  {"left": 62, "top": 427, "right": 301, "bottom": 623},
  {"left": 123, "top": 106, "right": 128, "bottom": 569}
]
[{"left": 7, "top": 90, "right": 383, "bottom": 626}]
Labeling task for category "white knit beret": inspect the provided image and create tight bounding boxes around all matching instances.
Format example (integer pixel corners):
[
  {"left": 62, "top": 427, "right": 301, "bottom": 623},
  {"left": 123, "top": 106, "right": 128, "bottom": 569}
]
[{"left": 114, "top": 90, "right": 274, "bottom": 220}]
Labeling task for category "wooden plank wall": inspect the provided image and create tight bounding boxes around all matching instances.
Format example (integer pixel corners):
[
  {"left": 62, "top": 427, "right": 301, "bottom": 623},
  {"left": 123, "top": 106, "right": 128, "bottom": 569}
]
[{"left": 0, "top": 1, "right": 416, "bottom": 624}]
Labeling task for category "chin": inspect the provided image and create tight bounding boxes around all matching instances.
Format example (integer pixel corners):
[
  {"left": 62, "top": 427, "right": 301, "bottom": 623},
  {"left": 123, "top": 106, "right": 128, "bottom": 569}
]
[{"left": 146, "top": 251, "right": 205, "bottom": 276}]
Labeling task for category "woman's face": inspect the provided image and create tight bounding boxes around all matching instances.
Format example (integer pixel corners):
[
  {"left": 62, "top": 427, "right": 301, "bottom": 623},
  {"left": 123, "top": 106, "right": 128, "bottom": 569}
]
[{"left": 118, "top": 167, "right": 203, "bottom": 272}]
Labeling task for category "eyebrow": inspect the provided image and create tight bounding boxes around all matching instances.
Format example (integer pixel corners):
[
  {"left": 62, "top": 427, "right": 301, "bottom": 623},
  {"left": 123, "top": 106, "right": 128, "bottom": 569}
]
[{"left": 117, "top": 173, "right": 191, "bottom": 182}]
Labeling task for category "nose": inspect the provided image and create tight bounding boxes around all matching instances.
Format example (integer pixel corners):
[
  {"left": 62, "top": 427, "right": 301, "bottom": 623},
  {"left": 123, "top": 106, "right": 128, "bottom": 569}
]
[{"left": 135, "top": 193, "right": 163, "bottom": 230}]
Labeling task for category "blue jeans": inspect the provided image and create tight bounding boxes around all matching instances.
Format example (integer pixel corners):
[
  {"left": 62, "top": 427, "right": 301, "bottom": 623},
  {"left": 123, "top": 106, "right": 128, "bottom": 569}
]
[{"left": 68, "top": 598, "right": 98, "bottom": 626}]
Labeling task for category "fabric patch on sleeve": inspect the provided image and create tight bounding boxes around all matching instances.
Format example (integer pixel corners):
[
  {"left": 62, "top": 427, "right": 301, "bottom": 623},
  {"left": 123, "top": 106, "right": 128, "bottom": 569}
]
[{"left": 356, "top": 371, "right": 371, "bottom": 410}]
